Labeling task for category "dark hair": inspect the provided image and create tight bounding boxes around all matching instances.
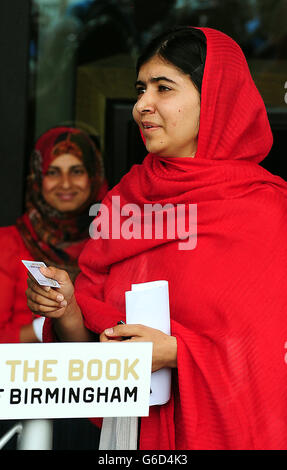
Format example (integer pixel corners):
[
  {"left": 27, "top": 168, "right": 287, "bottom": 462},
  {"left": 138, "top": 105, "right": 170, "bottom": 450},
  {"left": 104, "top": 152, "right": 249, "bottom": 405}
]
[{"left": 136, "top": 26, "right": 207, "bottom": 93}]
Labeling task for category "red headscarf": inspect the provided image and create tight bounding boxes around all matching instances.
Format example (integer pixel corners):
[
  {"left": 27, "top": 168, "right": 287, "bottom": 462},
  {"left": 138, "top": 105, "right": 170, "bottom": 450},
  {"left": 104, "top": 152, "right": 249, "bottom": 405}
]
[
  {"left": 45, "top": 29, "right": 287, "bottom": 449},
  {"left": 17, "top": 126, "right": 108, "bottom": 280}
]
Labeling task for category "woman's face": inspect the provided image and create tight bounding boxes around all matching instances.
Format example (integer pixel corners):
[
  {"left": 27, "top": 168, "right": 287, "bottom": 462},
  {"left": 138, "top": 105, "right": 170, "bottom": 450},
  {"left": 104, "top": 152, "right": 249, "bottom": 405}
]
[
  {"left": 42, "top": 153, "right": 91, "bottom": 212},
  {"left": 133, "top": 55, "right": 201, "bottom": 158}
]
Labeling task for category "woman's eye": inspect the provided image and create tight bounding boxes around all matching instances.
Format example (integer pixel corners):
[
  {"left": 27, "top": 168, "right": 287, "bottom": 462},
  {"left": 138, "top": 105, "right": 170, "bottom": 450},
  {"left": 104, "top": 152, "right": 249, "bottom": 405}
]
[
  {"left": 71, "top": 168, "right": 85, "bottom": 175},
  {"left": 46, "top": 169, "right": 58, "bottom": 177},
  {"left": 158, "top": 85, "right": 171, "bottom": 92},
  {"left": 136, "top": 87, "right": 145, "bottom": 97}
]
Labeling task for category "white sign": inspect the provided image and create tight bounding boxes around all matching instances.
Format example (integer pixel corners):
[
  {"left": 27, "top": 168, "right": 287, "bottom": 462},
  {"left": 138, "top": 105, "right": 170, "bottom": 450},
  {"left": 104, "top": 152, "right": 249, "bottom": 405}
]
[{"left": 0, "top": 342, "right": 152, "bottom": 420}]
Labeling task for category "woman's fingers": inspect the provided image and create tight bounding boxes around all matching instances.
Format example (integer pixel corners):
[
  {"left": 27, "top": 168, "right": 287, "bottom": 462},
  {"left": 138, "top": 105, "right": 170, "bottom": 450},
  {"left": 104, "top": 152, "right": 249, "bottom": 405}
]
[
  {"left": 26, "top": 277, "right": 61, "bottom": 303},
  {"left": 26, "top": 275, "right": 68, "bottom": 318},
  {"left": 27, "top": 284, "right": 66, "bottom": 308},
  {"left": 101, "top": 324, "right": 153, "bottom": 344},
  {"left": 26, "top": 266, "right": 74, "bottom": 313},
  {"left": 26, "top": 285, "right": 67, "bottom": 317},
  {"left": 40, "top": 266, "right": 74, "bottom": 297},
  {"left": 104, "top": 324, "right": 144, "bottom": 339},
  {"left": 101, "top": 324, "right": 177, "bottom": 372},
  {"left": 99, "top": 324, "right": 136, "bottom": 342},
  {"left": 27, "top": 298, "right": 61, "bottom": 314}
]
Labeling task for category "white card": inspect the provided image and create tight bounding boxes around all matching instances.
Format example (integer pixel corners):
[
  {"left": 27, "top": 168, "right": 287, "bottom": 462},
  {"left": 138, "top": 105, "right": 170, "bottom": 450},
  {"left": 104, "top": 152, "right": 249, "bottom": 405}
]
[{"left": 22, "top": 260, "right": 60, "bottom": 288}]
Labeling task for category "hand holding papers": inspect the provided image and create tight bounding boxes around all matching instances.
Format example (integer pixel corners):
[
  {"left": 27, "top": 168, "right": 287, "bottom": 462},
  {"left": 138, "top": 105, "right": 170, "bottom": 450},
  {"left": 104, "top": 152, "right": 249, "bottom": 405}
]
[{"left": 125, "top": 280, "right": 171, "bottom": 406}]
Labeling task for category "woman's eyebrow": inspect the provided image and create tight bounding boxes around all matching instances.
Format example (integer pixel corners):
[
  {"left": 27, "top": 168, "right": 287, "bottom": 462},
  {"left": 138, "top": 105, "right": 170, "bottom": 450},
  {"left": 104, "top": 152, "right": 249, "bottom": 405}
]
[
  {"left": 135, "top": 76, "right": 177, "bottom": 87},
  {"left": 48, "top": 164, "right": 84, "bottom": 170}
]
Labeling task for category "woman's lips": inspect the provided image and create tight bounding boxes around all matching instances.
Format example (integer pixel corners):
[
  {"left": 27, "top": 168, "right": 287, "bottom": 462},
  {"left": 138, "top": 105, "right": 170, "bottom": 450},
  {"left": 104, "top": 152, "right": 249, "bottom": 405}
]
[
  {"left": 56, "top": 192, "right": 77, "bottom": 201},
  {"left": 141, "top": 122, "right": 161, "bottom": 134}
]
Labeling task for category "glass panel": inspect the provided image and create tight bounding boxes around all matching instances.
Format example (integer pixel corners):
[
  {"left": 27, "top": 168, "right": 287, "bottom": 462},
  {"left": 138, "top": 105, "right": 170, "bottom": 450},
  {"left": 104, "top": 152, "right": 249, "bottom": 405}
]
[
  {"left": 29, "top": 0, "right": 287, "bottom": 171},
  {"left": 30, "top": 0, "right": 83, "bottom": 138},
  {"left": 30, "top": 0, "right": 287, "bottom": 132}
]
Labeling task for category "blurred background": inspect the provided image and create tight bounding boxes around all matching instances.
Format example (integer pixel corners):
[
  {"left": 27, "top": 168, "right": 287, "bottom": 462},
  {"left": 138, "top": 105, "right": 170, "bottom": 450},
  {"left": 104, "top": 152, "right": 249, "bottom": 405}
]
[{"left": 1, "top": 0, "right": 287, "bottom": 226}]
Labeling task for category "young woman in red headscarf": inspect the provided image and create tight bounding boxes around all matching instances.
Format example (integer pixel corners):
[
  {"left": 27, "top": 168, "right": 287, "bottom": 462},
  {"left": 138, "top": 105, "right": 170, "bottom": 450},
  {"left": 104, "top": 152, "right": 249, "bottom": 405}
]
[
  {"left": 26, "top": 27, "right": 287, "bottom": 450},
  {"left": 0, "top": 126, "right": 107, "bottom": 343}
]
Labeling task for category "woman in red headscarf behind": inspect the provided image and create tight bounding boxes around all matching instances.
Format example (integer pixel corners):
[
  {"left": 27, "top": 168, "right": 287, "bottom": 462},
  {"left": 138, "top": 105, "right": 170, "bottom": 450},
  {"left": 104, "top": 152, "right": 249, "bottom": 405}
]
[{"left": 0, "top": 126, "right": 107, "bottom": 343}]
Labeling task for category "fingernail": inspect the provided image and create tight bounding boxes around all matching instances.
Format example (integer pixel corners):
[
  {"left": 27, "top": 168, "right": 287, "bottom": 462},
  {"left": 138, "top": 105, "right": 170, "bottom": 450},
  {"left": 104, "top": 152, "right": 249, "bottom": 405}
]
[
  {"left": 105, "top": 328, "right": 114, "bottom": 335},
  {"left": 57, "top": 294, "right": 64, "bottom": 301},
  {"left": 60, "top": 300, "right": 67, "bottom": 307}
]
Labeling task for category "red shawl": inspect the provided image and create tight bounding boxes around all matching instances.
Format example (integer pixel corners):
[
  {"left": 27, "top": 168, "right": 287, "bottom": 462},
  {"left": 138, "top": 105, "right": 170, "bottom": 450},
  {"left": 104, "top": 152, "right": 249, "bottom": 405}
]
[{"left": 45, "top": 28, "right": 287, "bottom": 449}]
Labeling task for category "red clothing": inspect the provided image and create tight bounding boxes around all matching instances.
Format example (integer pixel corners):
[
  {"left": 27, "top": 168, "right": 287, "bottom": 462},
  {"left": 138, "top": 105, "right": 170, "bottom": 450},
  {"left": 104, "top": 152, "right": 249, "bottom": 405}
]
[
  {"left": 0, "top": 225, "right": 86, "bottom": 343},
  {"left": 44, "top": 27, "right": 287, "bottom": 449},
  {"left": 0, "top": 226, "right": 34, "bottom": 342}
]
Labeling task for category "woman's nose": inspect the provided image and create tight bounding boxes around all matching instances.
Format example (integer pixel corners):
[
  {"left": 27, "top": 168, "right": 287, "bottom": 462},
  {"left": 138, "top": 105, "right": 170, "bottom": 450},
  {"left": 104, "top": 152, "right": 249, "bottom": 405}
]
[
  {"left": 135, "top": 91, "right": 155, "bottom": 114},
  {"left": 60, "top": 173, "right": 72, "bottom": 188}
]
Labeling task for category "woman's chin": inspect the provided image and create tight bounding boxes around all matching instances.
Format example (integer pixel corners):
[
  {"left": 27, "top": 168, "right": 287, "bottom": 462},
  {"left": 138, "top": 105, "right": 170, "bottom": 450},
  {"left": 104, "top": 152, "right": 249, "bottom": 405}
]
[{"left": 51, "top": 201, "right": 80, "bottom": 213}]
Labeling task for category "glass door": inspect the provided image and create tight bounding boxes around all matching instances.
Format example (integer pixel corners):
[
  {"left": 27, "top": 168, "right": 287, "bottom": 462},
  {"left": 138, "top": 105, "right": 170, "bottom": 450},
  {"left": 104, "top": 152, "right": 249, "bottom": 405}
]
[{"left": 29, "top": 0, "right": 287, "bottom": 182}]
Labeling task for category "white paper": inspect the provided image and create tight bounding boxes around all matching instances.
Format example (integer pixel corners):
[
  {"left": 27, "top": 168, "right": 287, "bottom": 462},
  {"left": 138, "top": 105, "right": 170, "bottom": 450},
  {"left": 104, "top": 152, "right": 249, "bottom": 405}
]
[{"left": 125, "top": 280, "right": 171, "bottom": 406}]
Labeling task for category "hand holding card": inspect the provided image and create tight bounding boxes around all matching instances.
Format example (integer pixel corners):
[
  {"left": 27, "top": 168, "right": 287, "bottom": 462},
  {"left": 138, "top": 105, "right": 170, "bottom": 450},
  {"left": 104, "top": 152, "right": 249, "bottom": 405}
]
[
  {"left": 24, "top": 262, "right": 94, "bottom": 342},
  {"left": 22, "top": 260, "right": 60, "bottom": 288},
  {"left": 25, "top": 261, "right": 75, "bottom": 316}
]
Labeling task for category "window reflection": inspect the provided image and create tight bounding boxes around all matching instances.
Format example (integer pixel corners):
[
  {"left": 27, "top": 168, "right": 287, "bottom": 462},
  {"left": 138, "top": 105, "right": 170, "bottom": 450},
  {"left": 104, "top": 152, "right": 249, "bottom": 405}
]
[
  {"left": 30, "top": 0, "right": 287, "bottom": 177},
  {"left": 30, "top": 1, "right": 287, "bottom": 123}
]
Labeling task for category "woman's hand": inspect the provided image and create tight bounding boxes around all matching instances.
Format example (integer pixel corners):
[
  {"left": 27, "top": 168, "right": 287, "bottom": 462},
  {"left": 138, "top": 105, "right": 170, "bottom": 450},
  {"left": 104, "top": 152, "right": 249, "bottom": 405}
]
[
  {"left": 100, "top": 323, "right": 177, "bottom": 372},
  {"left": 26, "top": 266, "right": 94, "bottom": 342},
  {"left": 26, "top": 266, "right": 74, "bottom": 319}
]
